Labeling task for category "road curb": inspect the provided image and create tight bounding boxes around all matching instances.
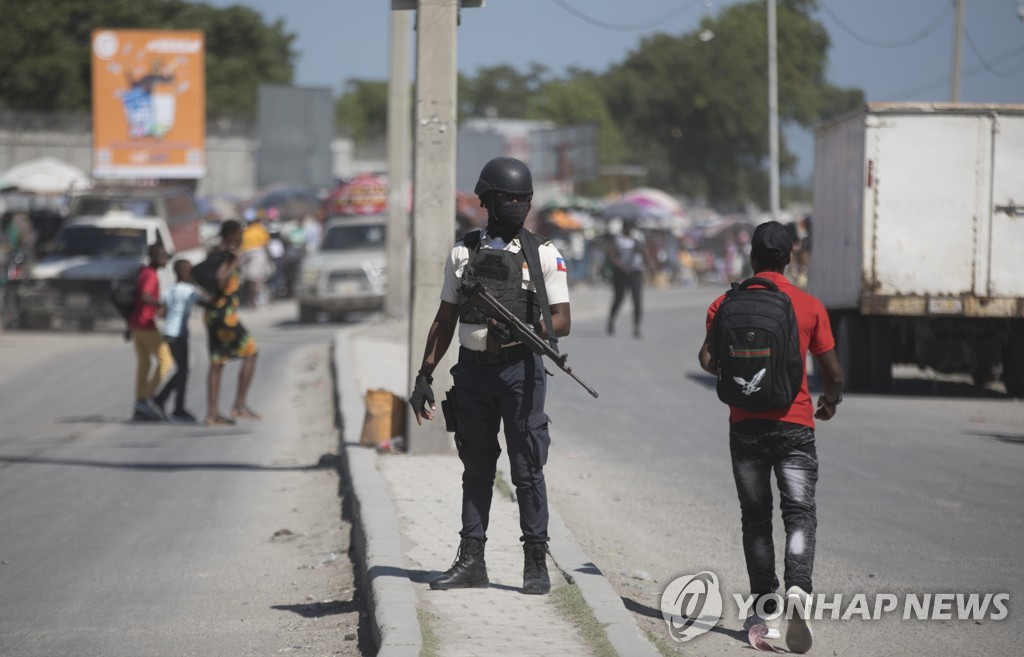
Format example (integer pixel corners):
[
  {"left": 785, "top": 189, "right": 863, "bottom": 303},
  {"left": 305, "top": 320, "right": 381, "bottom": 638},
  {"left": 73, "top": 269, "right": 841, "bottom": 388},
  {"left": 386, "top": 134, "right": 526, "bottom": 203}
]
[
  {"left": 331, "top": 331, "right": 421, "bottom": 657},
  {"left": 498, "top": 470, "right": 662, "bottom": 657}
]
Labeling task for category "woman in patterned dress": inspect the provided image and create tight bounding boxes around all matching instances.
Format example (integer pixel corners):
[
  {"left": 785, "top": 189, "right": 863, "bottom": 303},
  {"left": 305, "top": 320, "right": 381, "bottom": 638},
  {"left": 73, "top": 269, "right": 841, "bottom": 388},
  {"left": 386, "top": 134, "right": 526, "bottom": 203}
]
[{"left": 204, "top": 220, "right": 261, "bottom": 426}]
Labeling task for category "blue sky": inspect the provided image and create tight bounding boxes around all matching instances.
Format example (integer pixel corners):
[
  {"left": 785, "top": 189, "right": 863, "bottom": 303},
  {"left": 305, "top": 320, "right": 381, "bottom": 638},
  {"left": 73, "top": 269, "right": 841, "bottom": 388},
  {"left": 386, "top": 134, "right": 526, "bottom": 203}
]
[{"left": 203, "top": 0, "right": 1024, "bottom": 180}]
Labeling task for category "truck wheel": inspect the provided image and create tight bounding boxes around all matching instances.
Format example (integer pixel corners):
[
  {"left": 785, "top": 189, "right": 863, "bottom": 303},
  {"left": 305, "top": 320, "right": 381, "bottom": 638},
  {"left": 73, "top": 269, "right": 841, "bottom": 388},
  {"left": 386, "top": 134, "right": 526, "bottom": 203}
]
[
  {"left": 866, "top": 316, "right": 893, "bottom": 393},
  {"left": 1003, "top": 320, "right": 1024, "bottom": 398},
  {"left": 834, "top": 311, "right": 868, "bottom": 392},
  {"left": 298, "top": 304, "right": 318, "bottom": 324}
]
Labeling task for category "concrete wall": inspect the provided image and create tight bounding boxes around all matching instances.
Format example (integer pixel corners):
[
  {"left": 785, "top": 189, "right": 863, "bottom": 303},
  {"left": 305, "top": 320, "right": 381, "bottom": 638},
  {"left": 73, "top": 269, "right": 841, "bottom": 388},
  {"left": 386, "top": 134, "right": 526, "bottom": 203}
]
[{"left": 0, "top": 126, "right": 386, "bottom": 199}]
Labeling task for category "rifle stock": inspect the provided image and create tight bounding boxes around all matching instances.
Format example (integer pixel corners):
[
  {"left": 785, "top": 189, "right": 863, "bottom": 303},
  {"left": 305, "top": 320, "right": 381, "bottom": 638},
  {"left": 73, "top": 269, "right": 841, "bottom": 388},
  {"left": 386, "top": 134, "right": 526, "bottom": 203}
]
[{"left": 464, "top": 283, "right": 599, "bottom": 398}]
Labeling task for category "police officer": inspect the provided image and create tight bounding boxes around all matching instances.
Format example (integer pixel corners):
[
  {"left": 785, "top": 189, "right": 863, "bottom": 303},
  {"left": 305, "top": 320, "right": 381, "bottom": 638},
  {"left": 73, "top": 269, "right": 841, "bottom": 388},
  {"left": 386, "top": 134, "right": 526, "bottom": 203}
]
[{"left": 409, "top": 157, "right": 571, "bottom": 595}]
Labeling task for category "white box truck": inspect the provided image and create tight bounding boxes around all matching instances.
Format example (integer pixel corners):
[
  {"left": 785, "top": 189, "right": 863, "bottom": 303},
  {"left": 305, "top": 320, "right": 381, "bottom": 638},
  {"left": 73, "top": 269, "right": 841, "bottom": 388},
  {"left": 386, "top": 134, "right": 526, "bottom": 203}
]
[{"left": 809, "top": 103, "right": 1024, "bottom": 396}]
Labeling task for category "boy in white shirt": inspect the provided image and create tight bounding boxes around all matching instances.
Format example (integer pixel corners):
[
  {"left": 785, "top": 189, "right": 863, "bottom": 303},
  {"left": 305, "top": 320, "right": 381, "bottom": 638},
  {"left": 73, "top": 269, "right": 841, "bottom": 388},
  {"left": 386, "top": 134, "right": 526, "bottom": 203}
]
[{"left": 155, "top": 260, "right": 202, "bottom": 422}]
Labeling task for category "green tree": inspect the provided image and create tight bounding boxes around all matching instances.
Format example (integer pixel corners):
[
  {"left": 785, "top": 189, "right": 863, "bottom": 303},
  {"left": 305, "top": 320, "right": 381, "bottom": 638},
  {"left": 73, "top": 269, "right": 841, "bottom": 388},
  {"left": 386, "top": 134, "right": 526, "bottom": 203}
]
[
  {"left": 600, "top": 0, "right": 863, "bottom": 207},
  {"left": 0, "top": 0, "right": 295, "bottom": 119},
  {"left": 527, "top": 76, "right": 626, "bottom": 166},
  {"left": 335, "top": 79, "right": 389, "bottom": 141},
  {"left": 459, "top": 63, "right": 550, "bottom": 119}
]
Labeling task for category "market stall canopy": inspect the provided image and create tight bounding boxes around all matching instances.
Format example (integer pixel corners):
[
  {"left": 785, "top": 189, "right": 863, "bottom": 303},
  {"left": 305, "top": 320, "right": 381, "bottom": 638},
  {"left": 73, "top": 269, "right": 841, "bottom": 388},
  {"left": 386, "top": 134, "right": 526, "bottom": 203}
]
[
  {"left": 326, "top": 173, "right": 389, "bottom": 217},
  {"left": 243, "top": 183, "right": 322, "bottom": 221},
  {"left": 0, "top": 157, "right": 91, "bottom": 195}
]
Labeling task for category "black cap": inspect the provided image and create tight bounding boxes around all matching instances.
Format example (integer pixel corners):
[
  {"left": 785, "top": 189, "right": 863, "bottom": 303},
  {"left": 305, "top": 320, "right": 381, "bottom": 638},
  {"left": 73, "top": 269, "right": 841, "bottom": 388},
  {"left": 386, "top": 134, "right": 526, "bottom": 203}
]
[{"left": 751, "top": 220, "right": 793, "bottom": 260}]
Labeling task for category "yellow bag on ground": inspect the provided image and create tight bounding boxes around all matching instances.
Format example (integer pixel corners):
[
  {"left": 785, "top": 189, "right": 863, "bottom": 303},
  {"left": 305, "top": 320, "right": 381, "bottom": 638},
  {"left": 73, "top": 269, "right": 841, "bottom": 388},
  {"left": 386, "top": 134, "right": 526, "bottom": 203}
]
[{"left": 360, "top": 389, "right": 406, "bottom": 447}]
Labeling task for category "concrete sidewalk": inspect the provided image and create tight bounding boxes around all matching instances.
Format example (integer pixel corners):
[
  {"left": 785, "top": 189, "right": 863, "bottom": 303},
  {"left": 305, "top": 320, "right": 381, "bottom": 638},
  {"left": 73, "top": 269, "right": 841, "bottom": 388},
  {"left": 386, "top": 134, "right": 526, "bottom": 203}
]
[{"left": 332, "top": 317, "right": 661, "bottom": 657}]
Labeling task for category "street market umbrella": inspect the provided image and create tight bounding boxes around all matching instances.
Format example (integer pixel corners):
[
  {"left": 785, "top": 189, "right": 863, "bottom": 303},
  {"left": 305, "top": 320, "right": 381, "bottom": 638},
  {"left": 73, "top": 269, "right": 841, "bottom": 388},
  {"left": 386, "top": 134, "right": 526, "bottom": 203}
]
[
  {"left": 600, "top": 201, "right": 666, "bottom": 222},
  {"left": 617, "top": 187, "right": 686, "bottom": 220},
  {"left": 602, "top": 187, "right": 690, "bottom": 232},
  {"left": 0, "top": 157, "right": 91, "bottom": 195}
]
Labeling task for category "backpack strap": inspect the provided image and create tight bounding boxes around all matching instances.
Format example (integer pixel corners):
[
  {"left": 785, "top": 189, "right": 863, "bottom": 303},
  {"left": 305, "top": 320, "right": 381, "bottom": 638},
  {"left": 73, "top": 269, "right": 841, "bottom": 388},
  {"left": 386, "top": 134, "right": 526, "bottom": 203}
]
[
  {"left": 461, "top": 229, "right": 482, "bottom": 250},
  {"left": 518, "top": 229, "right": 559, "bottom": 353},
  {"left": 737, "top": 276, "right": 780, "bottom": 293}
]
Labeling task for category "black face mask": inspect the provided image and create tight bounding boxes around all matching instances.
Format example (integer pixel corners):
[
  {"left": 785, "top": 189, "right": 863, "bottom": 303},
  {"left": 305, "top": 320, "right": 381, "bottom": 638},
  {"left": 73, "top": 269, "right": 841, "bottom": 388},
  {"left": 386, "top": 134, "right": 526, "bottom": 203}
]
[{"left": 486, "top": 197, "right": 531, "bottom": 241}]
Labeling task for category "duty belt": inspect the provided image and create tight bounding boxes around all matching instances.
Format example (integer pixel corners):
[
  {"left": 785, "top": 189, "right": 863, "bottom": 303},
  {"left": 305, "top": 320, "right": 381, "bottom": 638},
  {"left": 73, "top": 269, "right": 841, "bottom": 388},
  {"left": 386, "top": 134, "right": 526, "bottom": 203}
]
[{"left": 459, "top": 344, "right": 532, "bottom": 366}]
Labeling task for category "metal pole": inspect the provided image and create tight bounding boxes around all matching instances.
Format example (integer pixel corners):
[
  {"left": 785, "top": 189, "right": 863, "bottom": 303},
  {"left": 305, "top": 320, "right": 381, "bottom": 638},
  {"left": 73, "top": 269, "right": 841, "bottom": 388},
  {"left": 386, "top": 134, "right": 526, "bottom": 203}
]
[
  {"left": 386, "top": 10, "right": 411, "bottom": 318},
  {"left": 951, "top": 0, "right": 965, "bottom": 102},
  {"left": 407, "top": 0, "right": 459, "bottom": 454},
  {"left": 767, "top": 0, "right": 780, "bottom": 220}
]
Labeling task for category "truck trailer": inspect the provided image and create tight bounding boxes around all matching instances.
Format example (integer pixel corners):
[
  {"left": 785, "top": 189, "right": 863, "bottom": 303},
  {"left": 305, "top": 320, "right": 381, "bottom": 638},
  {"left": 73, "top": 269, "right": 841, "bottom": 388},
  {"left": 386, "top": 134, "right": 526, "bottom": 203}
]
[{"left": 809, "top": 103, "right": 1024, "bottom": 396}]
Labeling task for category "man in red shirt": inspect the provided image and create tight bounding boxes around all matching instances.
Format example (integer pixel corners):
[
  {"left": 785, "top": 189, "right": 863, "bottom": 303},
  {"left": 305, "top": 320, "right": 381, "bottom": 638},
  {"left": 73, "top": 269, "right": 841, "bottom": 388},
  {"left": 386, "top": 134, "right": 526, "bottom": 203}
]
[
  {"left": 699, "top": 221, "right": 844, "bottom": 654},
  {"left": 131, "top": 244, "right": 173, "bottom": 421}
]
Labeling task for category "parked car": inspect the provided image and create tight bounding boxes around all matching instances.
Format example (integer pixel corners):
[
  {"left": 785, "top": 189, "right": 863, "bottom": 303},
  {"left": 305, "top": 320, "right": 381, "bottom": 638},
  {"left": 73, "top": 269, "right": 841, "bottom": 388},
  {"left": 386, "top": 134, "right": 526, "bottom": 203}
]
[{"left": 294, "top": 216, "right": 387, "bottom": 323}]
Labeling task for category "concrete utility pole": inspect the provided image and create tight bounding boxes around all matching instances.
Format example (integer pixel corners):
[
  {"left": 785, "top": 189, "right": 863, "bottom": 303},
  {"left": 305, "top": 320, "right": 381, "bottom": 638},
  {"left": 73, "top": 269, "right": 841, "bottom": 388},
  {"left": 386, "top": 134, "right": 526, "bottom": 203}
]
[
  {"left": 407, "top": 0, "right": 460, "bottom": 454},
  {"left": 951, "top": 0, "right": 965, "bottom": 102},
  {"left": 386, "top": 11, "right": 411, "bottom": 318},
  {"left": 767, "top": 0, "right": 780, "bottom": 220}
]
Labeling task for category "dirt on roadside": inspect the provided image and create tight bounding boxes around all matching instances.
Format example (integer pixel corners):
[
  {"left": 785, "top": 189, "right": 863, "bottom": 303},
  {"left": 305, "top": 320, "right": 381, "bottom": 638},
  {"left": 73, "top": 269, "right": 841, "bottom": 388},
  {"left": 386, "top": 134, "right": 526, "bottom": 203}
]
[{"left": 262, "top": 344, "right": 374, "bottom": 656}]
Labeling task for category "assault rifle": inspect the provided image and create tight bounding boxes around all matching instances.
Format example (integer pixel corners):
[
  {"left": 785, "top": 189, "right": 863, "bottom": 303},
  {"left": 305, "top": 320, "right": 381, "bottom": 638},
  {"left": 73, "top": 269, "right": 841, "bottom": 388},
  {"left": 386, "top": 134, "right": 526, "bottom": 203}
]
[{"left": 462, "top": 282, "right": 600, "bottom": 398}]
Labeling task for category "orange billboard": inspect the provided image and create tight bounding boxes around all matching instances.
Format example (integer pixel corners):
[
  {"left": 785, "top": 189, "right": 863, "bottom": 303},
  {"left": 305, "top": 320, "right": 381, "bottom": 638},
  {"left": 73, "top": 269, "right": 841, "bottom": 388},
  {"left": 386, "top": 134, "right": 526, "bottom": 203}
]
[{"left": 91, "top": 29, "right": 205, "bottom": 179}]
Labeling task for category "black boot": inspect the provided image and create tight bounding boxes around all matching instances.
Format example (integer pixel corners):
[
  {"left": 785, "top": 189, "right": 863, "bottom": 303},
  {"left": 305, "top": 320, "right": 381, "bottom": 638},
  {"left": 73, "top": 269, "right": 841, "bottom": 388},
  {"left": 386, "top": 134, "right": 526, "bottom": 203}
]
[
  {"left": 522, "top": 541, "right": 551, "bottom": 595},
  {"left": 429, "top": 537, "right": 489, "bottom": 590}
]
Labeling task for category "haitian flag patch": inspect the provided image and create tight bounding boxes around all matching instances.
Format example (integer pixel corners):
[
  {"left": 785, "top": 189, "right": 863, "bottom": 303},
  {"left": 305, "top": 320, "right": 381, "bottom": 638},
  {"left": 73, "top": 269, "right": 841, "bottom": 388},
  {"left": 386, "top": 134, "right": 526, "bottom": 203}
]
[{"left": 556, "top": 257, "right": 567, "bottom": 272}]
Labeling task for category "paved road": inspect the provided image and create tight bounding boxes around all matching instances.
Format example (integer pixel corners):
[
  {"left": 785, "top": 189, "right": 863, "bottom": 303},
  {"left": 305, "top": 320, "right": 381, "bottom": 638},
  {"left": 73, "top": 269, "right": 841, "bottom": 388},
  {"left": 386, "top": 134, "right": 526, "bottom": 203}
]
[
  {"left": 544, "top": 284, "right": 1024, "bottom": 656},
  {"left": 0, "top": 305, "right": 371, "bottom": 657}
]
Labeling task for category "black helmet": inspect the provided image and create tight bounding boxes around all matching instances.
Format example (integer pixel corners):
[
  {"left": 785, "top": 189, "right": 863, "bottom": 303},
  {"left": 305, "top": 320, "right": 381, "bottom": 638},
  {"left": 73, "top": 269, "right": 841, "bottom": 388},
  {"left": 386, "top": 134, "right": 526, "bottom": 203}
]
[{"left": 474, "top": 157, "right": 533, "bottom": 197}]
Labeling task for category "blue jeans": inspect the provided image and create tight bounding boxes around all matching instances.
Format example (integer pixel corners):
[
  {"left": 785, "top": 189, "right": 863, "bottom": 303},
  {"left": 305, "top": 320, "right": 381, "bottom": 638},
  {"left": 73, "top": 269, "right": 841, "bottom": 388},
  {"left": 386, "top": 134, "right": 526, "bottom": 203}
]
[{"left": 730, "top": 420, "right": 818, "bottom": 598}]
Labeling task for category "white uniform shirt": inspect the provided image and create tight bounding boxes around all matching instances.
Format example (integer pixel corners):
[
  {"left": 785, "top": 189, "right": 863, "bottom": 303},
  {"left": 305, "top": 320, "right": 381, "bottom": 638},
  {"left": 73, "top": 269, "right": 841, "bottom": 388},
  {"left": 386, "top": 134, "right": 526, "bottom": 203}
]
[{"left": 440, "top": 232, "right": 570, "bottom": 352}]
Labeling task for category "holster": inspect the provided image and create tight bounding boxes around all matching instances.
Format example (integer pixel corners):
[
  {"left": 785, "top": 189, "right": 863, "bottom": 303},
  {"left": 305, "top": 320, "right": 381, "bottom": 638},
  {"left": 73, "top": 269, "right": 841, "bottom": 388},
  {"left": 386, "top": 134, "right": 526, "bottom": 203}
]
[{"left": 440, "top": 387, "right": 457, "bottom": 433}]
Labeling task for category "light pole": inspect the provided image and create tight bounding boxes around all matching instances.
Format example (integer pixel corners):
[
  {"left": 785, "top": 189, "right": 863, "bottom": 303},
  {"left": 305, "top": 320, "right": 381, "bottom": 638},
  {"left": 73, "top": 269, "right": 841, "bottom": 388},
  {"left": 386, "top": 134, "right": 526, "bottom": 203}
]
[
  {"left": 951, "top": 0, "right": 965, "bottom": 102},
  {"left": 386, "top": 10, "right": 411, "bottom": 319},
  {"left": 767, "top": 0, "right": 780, "bottom": 221}
]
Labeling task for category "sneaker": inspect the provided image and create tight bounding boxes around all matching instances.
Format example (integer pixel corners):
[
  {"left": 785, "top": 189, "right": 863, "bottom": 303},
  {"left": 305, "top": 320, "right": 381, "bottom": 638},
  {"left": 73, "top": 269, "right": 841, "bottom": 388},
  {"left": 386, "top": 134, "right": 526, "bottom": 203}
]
[
  {"left": 743, "top": 612, "right": 781, "bottom": 640},
  {"left": 145, "top": 399, "right": 170, "bottom": 422},
  {"left": 785, "top": 586, "right": 813, "bottom": 654},
  {"left": 133, "top": 400, "right": 159, "bottom": 421},
  {"left": 171, "top": 409, "right": 198, "bottom": 423}
]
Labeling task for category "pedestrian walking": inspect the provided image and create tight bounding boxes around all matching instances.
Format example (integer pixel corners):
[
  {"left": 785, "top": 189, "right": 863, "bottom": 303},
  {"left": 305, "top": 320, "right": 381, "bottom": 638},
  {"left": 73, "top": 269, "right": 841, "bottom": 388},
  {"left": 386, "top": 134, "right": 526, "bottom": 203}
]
[
  {"left": 408, "top": 157, "right": 571, "bottom": 595},
  {"left": 698, "top": 220, "right": 845, "bottom": 654},
  {"left": 240, "top": 211, "right": 272, "bottom": 306},
  {"left": 153, "top": 259, "right": 201, "bottom": 422},
  {"left": 201, "top": 220, "right": 261, "bottom": 427},
  {"left": 130, "top": 243, "right": 172, "bottom": 421},
  {"left": 267, "top": 225, "right": 287, "bottom": 299},
  {"left": 605, "top": 218, "right": 651, "bottom": 338}
]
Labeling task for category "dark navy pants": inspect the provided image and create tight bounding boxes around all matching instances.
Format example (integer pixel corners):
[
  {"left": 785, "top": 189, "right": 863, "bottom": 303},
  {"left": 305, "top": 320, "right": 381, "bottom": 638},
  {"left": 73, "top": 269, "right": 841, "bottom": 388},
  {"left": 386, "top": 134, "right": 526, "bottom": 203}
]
[
  {"left": 451, "top": 351, "right": 551, "bottom": 543},
  {"left": 730, "top": 420, "right": 818, "bottom": 597}
]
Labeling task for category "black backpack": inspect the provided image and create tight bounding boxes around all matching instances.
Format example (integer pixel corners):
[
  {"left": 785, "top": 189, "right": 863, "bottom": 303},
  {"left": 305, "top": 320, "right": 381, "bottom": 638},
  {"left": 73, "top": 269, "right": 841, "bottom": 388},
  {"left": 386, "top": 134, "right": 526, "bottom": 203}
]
[
  {"left": 710, "top": 277, "right": 803, "bottom": 411},
  {"left": 191, "top": 251, "right": 229, "bottom": 295},
  {"left": 109, "top": 269, "right": 140, "bottom": 321}
]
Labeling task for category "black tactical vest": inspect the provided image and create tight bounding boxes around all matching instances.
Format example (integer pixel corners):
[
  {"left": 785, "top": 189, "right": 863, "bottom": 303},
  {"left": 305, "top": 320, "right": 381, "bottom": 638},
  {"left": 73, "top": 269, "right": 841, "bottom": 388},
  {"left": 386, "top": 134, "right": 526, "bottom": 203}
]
[{"left": 458, "top": 232, "right": 541, "bottom": 326}]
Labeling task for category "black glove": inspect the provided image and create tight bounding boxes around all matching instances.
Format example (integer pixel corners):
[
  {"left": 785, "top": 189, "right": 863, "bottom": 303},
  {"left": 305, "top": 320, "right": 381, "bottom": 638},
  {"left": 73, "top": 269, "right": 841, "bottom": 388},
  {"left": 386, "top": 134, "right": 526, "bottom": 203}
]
[
  {"left": 409, "top": 372, "right": 435, "bottom": 418},
  {"left": 488, "top": 318, "right": 514, "bottom": 345}
]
